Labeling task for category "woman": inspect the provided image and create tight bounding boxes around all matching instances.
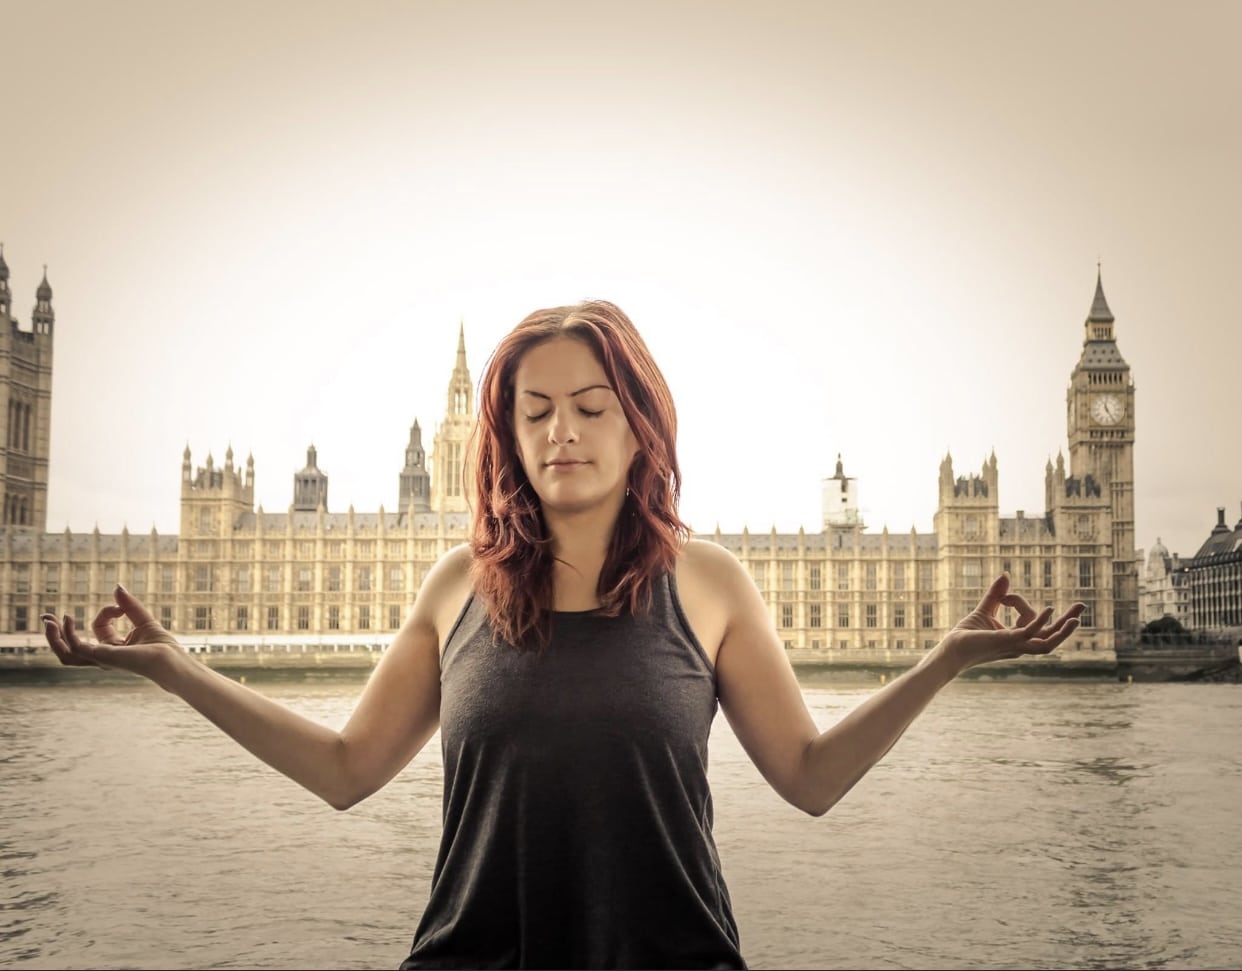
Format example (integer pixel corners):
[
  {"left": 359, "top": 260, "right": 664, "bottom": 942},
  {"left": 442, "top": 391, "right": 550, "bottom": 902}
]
[{"left": 42, "top": 300, "right": 1084, "bottom": 970}]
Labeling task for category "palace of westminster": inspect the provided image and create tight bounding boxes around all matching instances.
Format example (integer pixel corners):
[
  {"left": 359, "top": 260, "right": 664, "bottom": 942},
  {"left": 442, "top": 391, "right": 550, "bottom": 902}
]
[{"left": 4, "top": 246, "right": 1239, "bottom": 658}]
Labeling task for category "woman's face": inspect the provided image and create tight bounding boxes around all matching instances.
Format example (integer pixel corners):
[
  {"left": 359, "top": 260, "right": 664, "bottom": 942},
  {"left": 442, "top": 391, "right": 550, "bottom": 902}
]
[{"left": 511, "top": 337, "right": 639, "bottom": 516}]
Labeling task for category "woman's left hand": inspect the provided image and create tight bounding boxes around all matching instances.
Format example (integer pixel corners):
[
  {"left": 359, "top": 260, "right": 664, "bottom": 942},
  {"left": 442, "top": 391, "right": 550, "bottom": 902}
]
[{"left": 942, "top": 574, "right": 1086, "bottom": 672}]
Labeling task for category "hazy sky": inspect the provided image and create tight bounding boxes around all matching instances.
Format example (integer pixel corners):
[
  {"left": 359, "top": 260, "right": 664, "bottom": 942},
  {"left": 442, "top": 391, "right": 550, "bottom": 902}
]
[{"left": 3, "top": 0, "right": 1239, "bottom": 562}]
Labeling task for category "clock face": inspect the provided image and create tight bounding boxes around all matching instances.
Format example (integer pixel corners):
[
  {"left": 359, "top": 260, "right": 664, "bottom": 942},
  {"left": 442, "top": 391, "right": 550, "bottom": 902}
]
[{"left": 1091, "top": 393, "right": 1124, "bottom": 425}]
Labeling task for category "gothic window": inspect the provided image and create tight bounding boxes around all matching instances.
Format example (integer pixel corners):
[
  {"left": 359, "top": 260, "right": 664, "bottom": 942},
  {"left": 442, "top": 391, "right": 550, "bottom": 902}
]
[
  {"left": 389, "top": 566, "right": 403, "bottom": 591},
  {"left": 266, "top": 606, "right": 280, "bottom": 630},
  {"left": 921, "top": 603, "right": 934, "bottom": 628},
  {"left": 865, "top": 563, "right": 877, "bottom": 590},
  {"left": 837, "top": 605, "right": 850, "bottom": 628},
  {"left": 327, "top": 566, "right": 342, "bottom": 592},
  {"left": 389, "top": 605, "right": 402, "bottom": 629},
  {"left": 780, "top": 605, "right": 793, "bottom": 628},
  {"left": 894, "top": 605, "right": 906, "bottom": 628},
  {"left": 357, "top": 567, "right": 372, "bottom": 592},
  {"left": 43, "top": 564, "right": 59, "bottom": 594},
  {"left": 161, "top": 566, "right": 175, "bottom": 593},
  {"left": 358, "top": 605, "right": 371, "bottom": 630},
  {"left": 236, "top": 567, "right": 250, "bottom": 594},
  {"left": 837, "top": 563, "right": 850, "bottom": 591},
  {"left": 296, "top": 568, "right": 312, "bottom": 592},
  {"left": 865, "top": 604, "right": 877, "bottom": 628},
  {"left": 809, "top": 565, "right": 822, "bottom": 591},
  {"left": 328, "top": 606, "right": 341, "bottom": 630},
  {"left": 751, "top": 562, "right": 766, "bottom": 588},
  {"left": 1079, "top": 558, "right": 1094, "bottom": 590},
  {"left": 14, "top": 565, "right": 29, "bottom": 594},
  {"left": 892, "top": 563, "right": 905, "bottom": 591},
  {"left": 236, "top": 607, "right": 249, "bottom": 631},
  {"left": 194, "top": 607, "right": 212, "bottom": 631},
  {"left": 160, "top": 606, "right": 173, "bottom": 630},
  {"left": 1022, "top": 560, "right": 1032, "bottom": 587},
  {"left": 297, "top": 606, "right": 310, "bottom": 631},
  {"left": 1044, "top": 560, "right": 1054, "bottom": 588},
  {"left": 809, "top": 604, "right": 822, "bottom": 628},
  {"left": 781, "top": 562, "right": 795, "bottom": 591}
]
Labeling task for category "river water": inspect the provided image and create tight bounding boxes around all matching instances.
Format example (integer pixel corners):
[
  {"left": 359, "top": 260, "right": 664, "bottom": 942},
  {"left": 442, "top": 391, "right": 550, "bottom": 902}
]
[{"left": 2, "top": 674, "right": 1239, "bottom": 970}]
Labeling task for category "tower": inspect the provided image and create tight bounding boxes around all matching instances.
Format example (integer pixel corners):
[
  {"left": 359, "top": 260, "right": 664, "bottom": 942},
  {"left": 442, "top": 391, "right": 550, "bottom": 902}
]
[
  {"left": 399, "top": 419, "right": 432, "bottom": 513},
  {"left": 431, "top": 322, "right": 474, "bottom": 514},
  {"left": 292, "top": 444, "right": 329, "bottom": 512},
  {"left": 1066, "top": 269, "right": 1137, "bottom": 634},
  {"left": 0, "top": 249, "right": 55, "bottom": 530}
]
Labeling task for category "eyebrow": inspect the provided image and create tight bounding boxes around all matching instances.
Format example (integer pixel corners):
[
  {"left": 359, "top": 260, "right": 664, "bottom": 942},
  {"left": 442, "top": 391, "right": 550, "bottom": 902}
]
[{"left": 518, "top": 384, "right": 613, "bottom": 400}]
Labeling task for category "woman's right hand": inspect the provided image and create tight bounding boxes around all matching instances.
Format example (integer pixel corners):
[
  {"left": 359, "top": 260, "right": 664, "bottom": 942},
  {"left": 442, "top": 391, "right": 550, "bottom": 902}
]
[{"left": 42, "top": 585, "right": 187, "bottom": 686}]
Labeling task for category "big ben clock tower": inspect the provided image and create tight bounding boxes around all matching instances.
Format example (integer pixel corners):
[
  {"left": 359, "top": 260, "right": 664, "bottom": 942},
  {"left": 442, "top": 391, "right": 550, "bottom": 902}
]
[{"left": 1067, "top": 268, "right": 1137, "bottom": 634}]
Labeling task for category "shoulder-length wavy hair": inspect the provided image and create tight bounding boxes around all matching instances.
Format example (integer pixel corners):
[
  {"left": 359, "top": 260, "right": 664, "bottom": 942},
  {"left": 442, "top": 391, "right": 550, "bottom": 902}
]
[{"left": 468, "top": 300, "right": 689, "bottom": 650}]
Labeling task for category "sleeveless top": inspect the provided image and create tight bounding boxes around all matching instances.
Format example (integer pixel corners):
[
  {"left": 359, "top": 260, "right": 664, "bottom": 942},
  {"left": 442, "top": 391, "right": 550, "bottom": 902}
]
[{"left": 400, "top": 572, "right": 746, "bottom": 970}]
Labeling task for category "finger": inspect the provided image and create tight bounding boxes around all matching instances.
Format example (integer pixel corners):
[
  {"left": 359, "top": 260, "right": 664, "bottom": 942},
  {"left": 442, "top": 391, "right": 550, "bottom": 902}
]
[
  {"left": 1020, "top": 605, "right": 1054, "bottom": 638},
  {"left": 999, "top": 592, "right": 1037, "bottom": 626},
  {"left": 43, "top": 614, "right": 96, "bottom": 668},
  {"left": 1028, "top": 617, "right": 1082, "bottom": 653},
  {"left": 63, "top": 613, "right": 113, "bottom": 667},
  {"left": 92, "top": 604, "right": 127, "bottom": 645},
  {"left": 114, "top": 584, "right": 159, "bottom": 630},
  {"left": 976, "top": 574, "right": 1010, "bottom": 614}
]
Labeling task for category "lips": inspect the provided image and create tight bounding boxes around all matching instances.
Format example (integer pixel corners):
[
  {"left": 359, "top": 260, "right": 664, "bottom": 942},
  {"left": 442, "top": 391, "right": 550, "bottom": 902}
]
[{"left": 545, "top": 460, "right": 587, "bottom": 467}]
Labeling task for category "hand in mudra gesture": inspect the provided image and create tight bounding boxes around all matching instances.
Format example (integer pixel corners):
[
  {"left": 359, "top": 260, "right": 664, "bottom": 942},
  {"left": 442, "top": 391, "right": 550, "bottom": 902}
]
[
  {"left": 42, "top": 586, "right": 185, "bottom": 684},
  {"left": 943, "top": 573, "right": 1086, "bottom": 671}
]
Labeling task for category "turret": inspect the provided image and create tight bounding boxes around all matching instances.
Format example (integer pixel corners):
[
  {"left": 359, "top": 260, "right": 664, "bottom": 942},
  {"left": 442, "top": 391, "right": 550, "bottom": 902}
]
[
  {"left": 293, "top": 444, "right": 329, "bottom": 512},
  {"left": 0, "top": 243, "right": 10, "bottom": 318},
  {"left": 399, "top": 418, "right": 432, "bottom": 512}
]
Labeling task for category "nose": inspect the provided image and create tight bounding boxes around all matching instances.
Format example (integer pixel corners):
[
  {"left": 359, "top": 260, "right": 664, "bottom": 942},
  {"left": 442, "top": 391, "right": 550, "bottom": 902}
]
[{"left": 547, "top": 406, "right": 579, "bottom": 446}]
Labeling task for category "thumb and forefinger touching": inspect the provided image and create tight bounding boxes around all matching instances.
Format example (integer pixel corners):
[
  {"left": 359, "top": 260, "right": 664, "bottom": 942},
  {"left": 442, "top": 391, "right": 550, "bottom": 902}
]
[
  {"left": 979, "top": 573, "right": 1086, "bottom": 645},
  {"left": 43, "top": 585, "right": 161, "bottom": 665}
]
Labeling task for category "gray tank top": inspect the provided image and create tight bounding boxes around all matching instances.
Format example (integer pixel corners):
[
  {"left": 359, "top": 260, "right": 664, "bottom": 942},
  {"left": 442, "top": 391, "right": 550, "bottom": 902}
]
[{"left": 400, "top": 572, "right": 746, "bottom": 970}]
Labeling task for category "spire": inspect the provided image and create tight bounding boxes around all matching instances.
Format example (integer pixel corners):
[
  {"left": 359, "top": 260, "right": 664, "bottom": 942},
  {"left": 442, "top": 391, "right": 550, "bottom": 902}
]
[
  {"left": 0, "top": 243, "right": 9, "bottom": 316},
  {"left": 1087, "top": 265, "right": 1114, "bottom": 323},
  {"left": 834, "top": 453, "right": 844, "bottom": 478},
  {"left": 445, "top": 322, "right": 474, "bottom": 419},
  {"left": 36, "top": 265, "right": 52, "bottom": 302},
  {"left": 31, "top": 263, "right": 54, "bottom": 335}
]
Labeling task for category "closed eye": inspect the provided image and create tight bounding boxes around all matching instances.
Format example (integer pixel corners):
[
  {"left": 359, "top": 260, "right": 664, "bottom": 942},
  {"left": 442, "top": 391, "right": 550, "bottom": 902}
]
[{"left": 523, "top": 408, "right": 604, "bottom": 422}]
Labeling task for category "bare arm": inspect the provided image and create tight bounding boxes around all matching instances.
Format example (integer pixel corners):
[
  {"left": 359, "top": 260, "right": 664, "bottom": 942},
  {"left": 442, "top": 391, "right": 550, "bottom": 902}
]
[
  {"left": 42, "top": 544, "right": 470, "bottom": 811},
  {"left": 711, "top": 548, "right": 1083, "bottom": 817}
]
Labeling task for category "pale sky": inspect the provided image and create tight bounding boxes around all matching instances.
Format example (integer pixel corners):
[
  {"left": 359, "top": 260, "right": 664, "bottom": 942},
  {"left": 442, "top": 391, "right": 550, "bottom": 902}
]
[{"left": 3, "top": 0, "right": 1239, "bottom": 563}]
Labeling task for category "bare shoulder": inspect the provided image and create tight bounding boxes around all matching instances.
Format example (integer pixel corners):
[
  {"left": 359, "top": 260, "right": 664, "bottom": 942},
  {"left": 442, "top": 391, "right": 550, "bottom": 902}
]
[
  {"left": 676, "top": 538, "right": 751, "bottom": 595},
  {"left": 674, "top": 538, "right": 752, "bottom": 665},
  {"left": 408, "top": 543, "right": 475, "bottom": 652}
]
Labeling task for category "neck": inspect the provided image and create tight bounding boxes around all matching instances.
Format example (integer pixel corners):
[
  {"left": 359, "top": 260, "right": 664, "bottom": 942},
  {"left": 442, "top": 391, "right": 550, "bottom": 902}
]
[{"left": 543, "top": 498, "right": 624, "bottom": 608}]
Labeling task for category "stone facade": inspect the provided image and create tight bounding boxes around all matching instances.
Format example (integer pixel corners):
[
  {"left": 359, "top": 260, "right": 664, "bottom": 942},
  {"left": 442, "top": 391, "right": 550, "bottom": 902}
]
[
  {"left": 1140, "top": 538, "right": 1190, "bottom": 626},
  {"left": 1184, "top": 506, "right": 1242, "bottom": 630},
  {"left": 0, "top": 246, "right": 54, "bottom": 532},
  {"left": 0, "top": 266, "right": 1137, "bottom": 660}
]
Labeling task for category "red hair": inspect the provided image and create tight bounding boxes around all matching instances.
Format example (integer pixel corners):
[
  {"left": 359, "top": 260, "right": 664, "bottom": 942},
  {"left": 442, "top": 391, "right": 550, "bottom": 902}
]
[{"left": 469, "top": 300, "right": 689, "bottom": 650}]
